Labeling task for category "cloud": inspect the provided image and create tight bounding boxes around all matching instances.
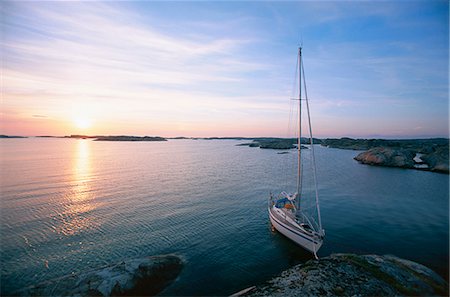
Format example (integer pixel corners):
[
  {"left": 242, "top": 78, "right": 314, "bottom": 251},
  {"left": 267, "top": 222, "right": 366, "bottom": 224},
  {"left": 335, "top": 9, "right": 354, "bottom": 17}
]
[{"left": 2, "top": 2, "right": 267, "bottom": 97}]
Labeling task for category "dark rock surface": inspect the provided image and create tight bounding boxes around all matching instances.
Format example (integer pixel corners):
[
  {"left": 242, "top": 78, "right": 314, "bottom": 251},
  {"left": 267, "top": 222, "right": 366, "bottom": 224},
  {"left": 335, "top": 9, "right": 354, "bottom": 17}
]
[
  {"left": 237, "top": 254, "right": 448, "bottom": 297},
  {"left": 19, "top": 255, "right": 183, "bottom": 296}
]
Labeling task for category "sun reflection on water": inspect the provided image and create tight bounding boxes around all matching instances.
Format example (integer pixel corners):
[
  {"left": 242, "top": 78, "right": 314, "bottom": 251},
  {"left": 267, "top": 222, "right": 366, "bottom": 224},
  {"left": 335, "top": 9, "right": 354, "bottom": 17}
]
[{"left": 56, "top": 140, "right": 97, "bottom": 236}]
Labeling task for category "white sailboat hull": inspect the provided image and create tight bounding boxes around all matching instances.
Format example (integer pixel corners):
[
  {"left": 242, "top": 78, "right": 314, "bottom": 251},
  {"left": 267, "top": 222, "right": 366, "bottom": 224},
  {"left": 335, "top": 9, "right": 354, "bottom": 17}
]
[{"left": 269, "top": 207, "right": 323, "bottom": 254}]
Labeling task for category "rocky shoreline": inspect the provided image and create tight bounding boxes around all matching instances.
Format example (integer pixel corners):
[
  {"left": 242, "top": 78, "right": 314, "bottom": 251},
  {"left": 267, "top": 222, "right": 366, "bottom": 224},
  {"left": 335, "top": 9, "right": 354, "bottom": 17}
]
[
  {"left": 235, "top": 254, "right": 448, "bottom": 297},
  {"left": 354, "top": 144, "right": 448, "bottom": 173}
]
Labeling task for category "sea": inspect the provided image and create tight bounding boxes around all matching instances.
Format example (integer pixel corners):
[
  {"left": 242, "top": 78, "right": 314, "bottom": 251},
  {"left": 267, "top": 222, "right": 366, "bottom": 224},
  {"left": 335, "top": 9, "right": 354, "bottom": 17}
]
[{"left": 1, "top": 138, "right": 448, "bottom": 296}]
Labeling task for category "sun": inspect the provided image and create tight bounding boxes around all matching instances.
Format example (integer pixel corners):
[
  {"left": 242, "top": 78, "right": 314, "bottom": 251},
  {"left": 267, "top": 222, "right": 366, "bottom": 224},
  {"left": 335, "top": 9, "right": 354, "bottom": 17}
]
[{"left": 74, "top": 117, "right": 92, "bottom": 129}]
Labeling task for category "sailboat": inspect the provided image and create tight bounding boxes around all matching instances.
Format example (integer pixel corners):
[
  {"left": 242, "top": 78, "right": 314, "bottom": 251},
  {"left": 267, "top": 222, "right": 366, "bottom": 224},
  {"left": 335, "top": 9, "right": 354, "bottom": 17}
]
[{"left": 268, "top": 47, "right": 325, "bottom": 258}]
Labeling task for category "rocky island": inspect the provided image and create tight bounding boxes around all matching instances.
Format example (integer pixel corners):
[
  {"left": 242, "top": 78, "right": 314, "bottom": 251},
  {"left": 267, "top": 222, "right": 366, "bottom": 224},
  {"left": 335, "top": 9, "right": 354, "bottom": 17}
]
[
  {"left": 64, "top": 135, "right": 167, "bottom": 141},
  {"left": 0, "top": 135, "right": 27, "bottom": 138},
  {"left": 94, "top": 136, "right": 167, "bottom": 142},
  {"left": 238, "top": 138, "right": 310, "bottom": 150},
  {"left": 235, "top": 254, "right": 448, "bottom": 297},
  {"left": 18, "top": 255, "right": 183, "bottom": 296}
]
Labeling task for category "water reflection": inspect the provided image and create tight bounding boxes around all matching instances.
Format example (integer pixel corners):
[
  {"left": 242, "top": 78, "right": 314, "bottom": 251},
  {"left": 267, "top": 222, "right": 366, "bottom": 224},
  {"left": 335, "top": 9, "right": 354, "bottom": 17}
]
[{"left": 56, "top": 140, "right": 97, "bottom": 236}]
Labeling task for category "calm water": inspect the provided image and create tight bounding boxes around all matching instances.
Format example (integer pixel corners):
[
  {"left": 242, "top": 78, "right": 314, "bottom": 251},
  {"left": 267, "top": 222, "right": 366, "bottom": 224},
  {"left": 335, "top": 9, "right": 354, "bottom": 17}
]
[{"left": 1, "top": 138, "right": 448, "bottom": 295}]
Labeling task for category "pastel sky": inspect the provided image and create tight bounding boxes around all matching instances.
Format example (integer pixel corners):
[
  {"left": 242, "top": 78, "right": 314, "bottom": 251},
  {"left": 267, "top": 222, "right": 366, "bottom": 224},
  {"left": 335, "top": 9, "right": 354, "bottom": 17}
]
[{"left": 1, "top": 1, "right": 448, "bottom": 138}]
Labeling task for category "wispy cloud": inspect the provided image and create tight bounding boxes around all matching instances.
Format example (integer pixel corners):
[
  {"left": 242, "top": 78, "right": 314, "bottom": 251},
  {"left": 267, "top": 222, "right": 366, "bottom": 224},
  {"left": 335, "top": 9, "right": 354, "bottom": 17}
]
[{"left": 2, "top": 2, "right": 270, "bottom": 123}]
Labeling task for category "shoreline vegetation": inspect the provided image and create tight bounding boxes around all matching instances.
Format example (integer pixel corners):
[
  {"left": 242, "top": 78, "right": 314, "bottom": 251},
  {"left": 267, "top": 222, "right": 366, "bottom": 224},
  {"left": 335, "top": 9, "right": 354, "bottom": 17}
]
[{"left": 1, "top": 135, "right": 448, "bottom": 173}]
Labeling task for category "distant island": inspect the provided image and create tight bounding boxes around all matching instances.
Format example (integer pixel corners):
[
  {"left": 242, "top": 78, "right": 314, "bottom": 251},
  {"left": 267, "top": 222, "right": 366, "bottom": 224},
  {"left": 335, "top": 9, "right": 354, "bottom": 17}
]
[
  {"left": 64, "top": 135, "right": 167, "bottom": 141},
  {"left": 94, "top": 136, "right": 167, "bottom": 142},
  {"left": 237, "top": 138, "right": 310, "bottom": 149},
  {"left": 0, "top": 135, "right": 27, "bottom": 138}
]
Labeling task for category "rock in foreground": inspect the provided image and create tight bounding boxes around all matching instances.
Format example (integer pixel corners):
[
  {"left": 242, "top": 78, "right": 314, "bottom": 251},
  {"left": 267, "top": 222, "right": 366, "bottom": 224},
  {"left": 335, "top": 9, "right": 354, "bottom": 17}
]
[
  {"left": 238, "top": 254, "right": 448, "bottom": 297},
  {"left": 20, "top": 255, "right": 183, "bottom": 296}
]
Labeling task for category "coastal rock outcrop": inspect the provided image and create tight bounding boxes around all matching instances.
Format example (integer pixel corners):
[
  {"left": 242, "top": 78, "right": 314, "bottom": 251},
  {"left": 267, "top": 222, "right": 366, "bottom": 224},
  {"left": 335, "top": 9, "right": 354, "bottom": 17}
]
[
  {"left": 354, "top": 147, "right": 415, "bottom": 168},
  {"left": 354, "top": 145, "right": 449, "bottom": 173},
  {"left": 236, "top": 254, "right": 448, "bottom": 297},
  {"left": 20, "top": 255, "right": 183, "bottom": 296}
]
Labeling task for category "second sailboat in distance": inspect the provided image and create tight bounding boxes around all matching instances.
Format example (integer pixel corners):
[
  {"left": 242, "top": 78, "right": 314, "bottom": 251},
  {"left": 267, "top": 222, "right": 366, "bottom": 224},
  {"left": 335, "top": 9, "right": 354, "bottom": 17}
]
[{"left": 268, "top": 47, "right": 325, "bottom": 259}]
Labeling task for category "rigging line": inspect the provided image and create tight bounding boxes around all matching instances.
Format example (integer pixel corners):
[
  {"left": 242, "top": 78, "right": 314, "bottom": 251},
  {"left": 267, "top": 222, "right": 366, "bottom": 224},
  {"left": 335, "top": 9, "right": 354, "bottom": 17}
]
[
  {"left": 281, "top": 99, "right": 294, "bottom": 190},
  {"left": 302, "top": 56, "right": 323, "bottom": 232},
  {"left": 282, "top": 53, "right": 300, "bottom": 190}
]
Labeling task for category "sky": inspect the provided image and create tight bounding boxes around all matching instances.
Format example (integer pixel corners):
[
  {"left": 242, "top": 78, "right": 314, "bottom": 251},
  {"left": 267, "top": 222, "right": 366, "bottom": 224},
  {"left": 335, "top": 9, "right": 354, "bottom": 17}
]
[{"left": 1, "top": 1, "right": 448, "bottom": 138}]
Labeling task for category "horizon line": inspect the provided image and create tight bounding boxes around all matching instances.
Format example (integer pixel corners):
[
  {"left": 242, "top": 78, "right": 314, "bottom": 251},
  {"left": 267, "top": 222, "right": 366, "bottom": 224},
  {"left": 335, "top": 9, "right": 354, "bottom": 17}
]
[{"left": 2, "top": 134, "right": 449, "bottom": 140}]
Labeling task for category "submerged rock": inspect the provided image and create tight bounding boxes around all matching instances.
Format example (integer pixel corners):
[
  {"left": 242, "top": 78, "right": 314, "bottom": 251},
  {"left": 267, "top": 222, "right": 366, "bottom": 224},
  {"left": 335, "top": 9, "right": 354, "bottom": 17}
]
[
  {"left": 237, "top": 254, "right": 448, "bottom": 296},
  {"left": 20, "top": 255, "right": 183, "bottom": 296}
]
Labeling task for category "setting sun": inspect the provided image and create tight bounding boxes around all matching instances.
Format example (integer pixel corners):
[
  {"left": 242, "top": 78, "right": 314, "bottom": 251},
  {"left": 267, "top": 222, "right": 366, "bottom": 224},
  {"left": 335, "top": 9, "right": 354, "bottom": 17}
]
[{"left": 74, "top": 117, "right": 92, "bottom": 129}]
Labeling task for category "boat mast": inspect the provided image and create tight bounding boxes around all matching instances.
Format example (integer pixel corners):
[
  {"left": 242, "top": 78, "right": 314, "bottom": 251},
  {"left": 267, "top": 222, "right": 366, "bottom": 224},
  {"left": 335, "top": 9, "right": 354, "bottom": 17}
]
[{"left": 296, "top": 47, "right": 302, "bottom": 200}]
